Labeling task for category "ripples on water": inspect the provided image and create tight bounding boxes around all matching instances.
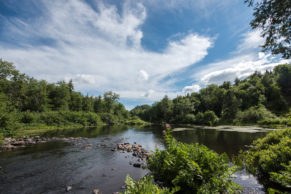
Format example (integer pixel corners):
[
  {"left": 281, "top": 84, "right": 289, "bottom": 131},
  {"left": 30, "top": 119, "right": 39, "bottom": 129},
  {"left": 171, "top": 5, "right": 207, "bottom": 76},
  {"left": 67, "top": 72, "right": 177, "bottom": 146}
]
[{"left": 0, "top": 125, "right": 268, "bottom": 193}]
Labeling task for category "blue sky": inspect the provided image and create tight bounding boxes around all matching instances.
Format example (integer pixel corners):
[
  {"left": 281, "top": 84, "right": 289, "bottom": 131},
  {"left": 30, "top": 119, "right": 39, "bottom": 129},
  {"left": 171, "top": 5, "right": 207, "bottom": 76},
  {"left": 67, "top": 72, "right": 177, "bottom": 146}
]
[{"left": 0, "top": 0, "right": 289, "bottom": 109}]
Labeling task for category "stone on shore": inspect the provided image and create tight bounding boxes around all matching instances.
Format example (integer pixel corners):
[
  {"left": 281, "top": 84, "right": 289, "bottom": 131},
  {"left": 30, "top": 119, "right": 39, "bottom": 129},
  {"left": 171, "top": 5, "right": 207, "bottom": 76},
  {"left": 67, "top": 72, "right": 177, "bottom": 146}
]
[
  {"left": 66, "top": 186, "right": 72, "bottom": 192},
  {"left": 133, "top": 163, "right": 141, "bottom": 168},
  {"left": 117, "top": 143, "right": 151, "bottom": 160},
  {"left": 1, "top": 136, "right": 86, "bottom": 152}
]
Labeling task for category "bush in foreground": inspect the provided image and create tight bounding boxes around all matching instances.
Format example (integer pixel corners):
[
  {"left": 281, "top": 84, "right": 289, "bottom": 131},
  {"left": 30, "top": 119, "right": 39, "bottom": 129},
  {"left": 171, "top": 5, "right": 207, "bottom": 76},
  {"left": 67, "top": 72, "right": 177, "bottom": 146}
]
[
  {"left": 237, "top": 128, "right": 291, "bottom": 192},
  {"left": 122, "top": 175, "right": 179, "bottom": 194},
  {"left": 147, "top": 131, "right": 241, "bottom": 194}
]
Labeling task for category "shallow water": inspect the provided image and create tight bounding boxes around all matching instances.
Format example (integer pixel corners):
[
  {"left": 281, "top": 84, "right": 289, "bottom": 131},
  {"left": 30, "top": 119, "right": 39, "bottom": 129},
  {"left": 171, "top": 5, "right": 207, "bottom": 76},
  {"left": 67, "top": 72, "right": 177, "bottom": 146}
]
[{"left": 0, "top": 125, "right": 268, "bottom": 194}]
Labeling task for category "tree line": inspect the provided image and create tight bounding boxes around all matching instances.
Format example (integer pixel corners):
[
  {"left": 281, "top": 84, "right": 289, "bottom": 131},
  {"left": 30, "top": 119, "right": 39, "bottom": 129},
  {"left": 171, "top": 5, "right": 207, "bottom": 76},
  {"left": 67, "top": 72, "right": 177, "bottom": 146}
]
[
  {"left": 0, "top": 59, "right": 143, "bottom": 137},
  {"left": 131, "top": 64, "right": 291, "bottom": 126}
]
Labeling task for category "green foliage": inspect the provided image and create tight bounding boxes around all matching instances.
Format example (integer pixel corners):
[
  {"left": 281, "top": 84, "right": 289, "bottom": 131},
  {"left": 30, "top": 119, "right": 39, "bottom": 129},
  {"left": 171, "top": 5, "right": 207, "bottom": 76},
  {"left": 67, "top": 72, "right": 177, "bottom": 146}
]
[
  {"left": 221, "top": 90, "right": 239, "bottom": 122},
  {"left": 0, "top": 111, "right": 19, "bottom": 137},
  {"left": 235, "top": 105, "right": 276, "bottom": 124},
  {"left": 130, "top": 105, "right": 151, "bottom": 121},
  {"left": 258, "top": 117, "right": 291, "bottom": 127},
  {"left": 0, "top": 59, "right": 137, "bottom": 134},
  {"left": 0, "top": 59, "right": 19, "bottom": 79},
  {"left": 238, "top": 128, "right": 291, "bottom": 191},
  {"left": 99, "top": 113, "right": 118, "bottom": 125},
  {"left": 245, "top": 0, "right": 291, "bottom": 58},
  {"left": 270, "top": 162, "right": 291, "bottom": 188},
  {"left": 184, "top": 114, "right": 196, "bottom": 124},
  {"left": 125, "top": 116, "right": 149, "bottom": 125},
  {"left": 131, "top": 64, "right": 290, "bottom": 126},
  {"left": 123, "top": 175, "right": 179, "bottom": 194},
  {"left": 147, "top": 131, "right": 241, "bottom": 193},
  {"left": 274, "top": 64, "right": 291, "bottom": 105},
  {"left": 195, "top": 111, "right": 219, "bottom": 126},
  {"left": 199, "top": 84, "right": 225, "bottom": 117},
  {"left": 103, "top": 91, "right": 120, "bottom": 113}
]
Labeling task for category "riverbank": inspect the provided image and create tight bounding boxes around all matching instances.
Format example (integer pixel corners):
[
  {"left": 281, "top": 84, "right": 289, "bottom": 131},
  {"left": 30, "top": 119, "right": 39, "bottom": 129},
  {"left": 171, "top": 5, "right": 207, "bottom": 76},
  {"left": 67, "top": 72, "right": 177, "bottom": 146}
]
[
  {"left": 0, "top": 119, "right": 151, "bottom": 146},
  {"left": 0, "top": 136, "right": 86, "bottom": 152},
  {"left": 172, "top": 125, "right": 276, "bottom": 133}
]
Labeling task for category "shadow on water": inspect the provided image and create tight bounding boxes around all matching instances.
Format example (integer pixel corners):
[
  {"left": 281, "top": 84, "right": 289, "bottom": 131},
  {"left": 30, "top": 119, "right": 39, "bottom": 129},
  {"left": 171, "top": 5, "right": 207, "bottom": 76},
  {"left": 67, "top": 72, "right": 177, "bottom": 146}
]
[
  {"left": 41, "top": 125, "right": 130, "bottom": 138},
  {"left": 171, "top": 128, "right": 267, "bottom": 157},
  {"left": 0, "top": 125, "right": 269, "bottom": 194}
]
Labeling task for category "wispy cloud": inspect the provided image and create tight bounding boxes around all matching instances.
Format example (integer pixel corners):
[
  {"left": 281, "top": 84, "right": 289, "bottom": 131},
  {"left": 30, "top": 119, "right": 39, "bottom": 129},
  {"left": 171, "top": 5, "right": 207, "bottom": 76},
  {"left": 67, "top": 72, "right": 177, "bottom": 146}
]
[
  {"left": 191, "top": 30, "right": 290, "bottom": 86},
  {"left": 0, "top": 0, "right": 213, "bottom": 101}
]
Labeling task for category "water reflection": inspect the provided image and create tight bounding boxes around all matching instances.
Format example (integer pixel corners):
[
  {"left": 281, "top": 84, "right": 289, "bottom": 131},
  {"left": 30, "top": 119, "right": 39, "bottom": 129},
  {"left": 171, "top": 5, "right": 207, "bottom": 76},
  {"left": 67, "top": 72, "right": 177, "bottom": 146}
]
[
  {"left": 172, "top": 128, "right": 267, "bottom": 157},
  {"left": 0, "top": 125, "right": 268, "bottom": 194}
]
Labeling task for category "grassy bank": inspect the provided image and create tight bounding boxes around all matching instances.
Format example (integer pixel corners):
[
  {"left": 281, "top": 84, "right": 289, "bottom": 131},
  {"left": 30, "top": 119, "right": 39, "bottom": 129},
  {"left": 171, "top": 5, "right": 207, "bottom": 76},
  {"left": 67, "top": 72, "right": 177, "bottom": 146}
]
[{"left": 0, "top": 111, "right": 150, "bottom": 140}]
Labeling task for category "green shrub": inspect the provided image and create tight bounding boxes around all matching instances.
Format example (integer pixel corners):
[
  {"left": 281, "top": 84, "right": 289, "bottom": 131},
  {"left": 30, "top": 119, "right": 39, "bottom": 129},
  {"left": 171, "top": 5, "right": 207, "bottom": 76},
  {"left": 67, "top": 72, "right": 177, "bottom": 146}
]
[
  {"left": 39, "top": 112, "right": 67, "bottom": 126},
  {"left": 270, "top": 162, "right": 291, "bottom": 188},
  {"left": 238, "top": 128, "right": 291, "bottom": 191},
  {"left": 100, "top": 113, "right": 119, "bottom": 125},
  {"left": 258, "top": 117, "right": 291, "bottom": 127},
  {"left": 147, "top": 131, "right": 241, "bottom": 193},
  {"left": 122, "top": 175, "right": 179, "bottom": 194},
  {"left": 235, "top": 105, "right": 277, "bottom": 124},
  {"left": 20, "top": 111, "right": 38, "bottom": 123},
  {"left": 18, "top": 111, "right": 104, "bottom": 127},
  {"left": 125, "top": 116, "right": 149, "bottom": 125},
  {"left": 84, "top": 112, "right": 103, "bottom": 125},
  {"left": 195, "top": 111, "right": 219, "bottom": 126},
  {"left": 184, "top": 114, "right": 196, "bottom": 124},
  {"left": 0, "top": 112, "right": 19, "bottom": 136},
  {"left": 62, "top": 111, "right": 87, "bottom": 125}
]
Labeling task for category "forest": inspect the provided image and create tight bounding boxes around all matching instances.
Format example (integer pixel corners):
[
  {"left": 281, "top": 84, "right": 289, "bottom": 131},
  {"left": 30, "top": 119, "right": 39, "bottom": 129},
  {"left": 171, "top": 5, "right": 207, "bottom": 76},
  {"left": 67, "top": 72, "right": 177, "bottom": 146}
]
[
  {"left": 1, "top": 59, "right": 290, "bottom": 138},
  {"left": 131, "top": 64, "right": 291, "bottom": 126},
  {"left": 0, "top": 59, "right": 145, "bottom": 138}
]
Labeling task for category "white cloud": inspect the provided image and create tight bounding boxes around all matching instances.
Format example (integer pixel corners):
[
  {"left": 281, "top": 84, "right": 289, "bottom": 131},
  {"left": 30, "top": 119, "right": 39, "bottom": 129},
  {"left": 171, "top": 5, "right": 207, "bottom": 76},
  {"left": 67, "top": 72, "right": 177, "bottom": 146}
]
[
  {"left": 0, "top": 0, "right": 213, "bottom": 101},
  {"left": 74, "top": 74, "right": 97, "bottom": 84},
  {"left": 236, "top": 30, "right": 264, "bottom": 53},
  {"left": 182, "top": 84, "right": 201, "bottom": 94},
  {"left": 193, "top": 31, "right": 290, "bottom": 86},
  {"left": 138, "top": 70, "right": 149, "bottom": 81}
]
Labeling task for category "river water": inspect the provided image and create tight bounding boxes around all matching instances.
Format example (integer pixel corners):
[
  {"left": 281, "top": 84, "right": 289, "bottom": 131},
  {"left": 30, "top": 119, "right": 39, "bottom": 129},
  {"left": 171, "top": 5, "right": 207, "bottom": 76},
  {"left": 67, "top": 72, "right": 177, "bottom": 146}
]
[{"left": 0, "top": 125, "right": 269, "bottom": 194}]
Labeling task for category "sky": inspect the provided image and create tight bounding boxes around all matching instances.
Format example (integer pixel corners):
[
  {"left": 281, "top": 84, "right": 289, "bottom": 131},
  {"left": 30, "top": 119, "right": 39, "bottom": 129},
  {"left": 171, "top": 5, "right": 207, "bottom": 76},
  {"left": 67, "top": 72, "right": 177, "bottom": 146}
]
[{"left": 0, "top": 0, "right": 289, "bottom": 109}]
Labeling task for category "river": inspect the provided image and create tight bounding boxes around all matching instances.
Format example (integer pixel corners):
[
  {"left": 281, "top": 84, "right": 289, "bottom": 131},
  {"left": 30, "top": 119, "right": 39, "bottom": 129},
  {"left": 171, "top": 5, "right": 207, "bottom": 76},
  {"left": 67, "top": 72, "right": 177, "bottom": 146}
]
[{"left": 0, "top": 125, "right": 270, "bottom": 194}]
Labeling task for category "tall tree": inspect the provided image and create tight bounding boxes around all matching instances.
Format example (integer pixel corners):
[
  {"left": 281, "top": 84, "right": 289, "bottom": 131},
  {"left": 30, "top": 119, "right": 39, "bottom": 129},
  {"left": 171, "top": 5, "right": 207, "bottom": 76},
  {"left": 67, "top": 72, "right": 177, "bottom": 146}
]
[
  {"left": 103, "top": 91, "right": 119, "bottom": 113},
  {"left": 93, "top": 96, "right": 103, "bottom": 113},
  {"left": 245, "top": 0, "right": 291, "bottom": 58}
]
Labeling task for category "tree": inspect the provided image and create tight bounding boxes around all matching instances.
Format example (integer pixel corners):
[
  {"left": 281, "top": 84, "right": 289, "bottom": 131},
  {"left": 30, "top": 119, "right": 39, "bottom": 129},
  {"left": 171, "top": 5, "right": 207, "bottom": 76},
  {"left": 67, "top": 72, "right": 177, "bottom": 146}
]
[
  {"left": 159, "top": 96, "right": 173, "bottom": 122},
  {"left": 47, "top": 81, "right": 70, "bottom": 111},
  {"left": 0, "top": 59, "right": 19, "bottom": 79},
  {"left": 82, "top": 95, "right": 93, "bottom": 112},
  {"left": 221, "top": 90, "right": 240, "bottom": 122},
  {"left": 69, "top": 92, "right": 83, "bottom": 111},
  {"left": 273, "top": 64, "right": 291, "bottom": 105},
  {"left": 93, "top": 96, "right": 103, "bottom": 113},
  {"left": 23, "top": 79, "right": 48, "bottom": 112},
  {"left": 103, "top": 91, "right": 119, "bottom": 113},
  {"left": 199, "top": 84, "right": 225, "bottom": 117},
  {"left": 245, "top": 0, "right": 291, "bottom": 58}
]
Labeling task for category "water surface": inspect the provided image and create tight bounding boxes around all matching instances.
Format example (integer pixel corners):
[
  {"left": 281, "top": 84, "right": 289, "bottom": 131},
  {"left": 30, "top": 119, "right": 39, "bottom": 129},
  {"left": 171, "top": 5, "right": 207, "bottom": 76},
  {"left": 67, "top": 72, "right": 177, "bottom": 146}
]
[{"left": 0, "top": 125, "right": 268, "bottom": 194}]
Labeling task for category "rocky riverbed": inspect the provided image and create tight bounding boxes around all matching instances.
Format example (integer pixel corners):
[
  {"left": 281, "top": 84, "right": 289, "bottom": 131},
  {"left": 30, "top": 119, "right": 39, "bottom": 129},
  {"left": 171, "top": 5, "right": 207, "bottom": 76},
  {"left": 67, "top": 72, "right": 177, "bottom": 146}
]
[
  {"left": 1, "top": 136, "right": 151, "bottom": 168},
  {"left": 116, "top": 143, "right": 151, "bottom": 160},
  {"left": 0, "top": 136, "right": 86, "bottom": 152}
]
